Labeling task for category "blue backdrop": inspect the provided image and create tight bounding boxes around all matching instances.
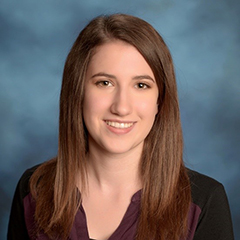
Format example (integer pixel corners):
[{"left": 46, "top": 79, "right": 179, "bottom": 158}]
[{"left": 1, "top": 0, "right": 239, "bottom": 238}]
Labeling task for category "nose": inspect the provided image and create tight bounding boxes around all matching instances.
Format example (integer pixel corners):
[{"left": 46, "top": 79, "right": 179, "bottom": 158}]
[{"left": 110, "top": 88, "right": 132, "bottom": 116}]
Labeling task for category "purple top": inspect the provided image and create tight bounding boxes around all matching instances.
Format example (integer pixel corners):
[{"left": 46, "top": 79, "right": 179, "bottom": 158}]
[
  {"left": 23, "top": 190, "right": 201, "bottom": 240},
  {"left": 8, "top": 166, "right": 234, "bottom": 240}
]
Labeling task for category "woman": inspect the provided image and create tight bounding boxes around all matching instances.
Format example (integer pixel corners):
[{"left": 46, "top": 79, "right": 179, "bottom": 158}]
[{"left": 8, "top": 14, "right": 234, "bottom": 240}]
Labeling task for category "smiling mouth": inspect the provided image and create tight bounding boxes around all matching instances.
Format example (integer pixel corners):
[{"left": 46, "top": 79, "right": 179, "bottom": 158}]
[{"left": 105, "top": 121, "right": 134, "bottom": 129}]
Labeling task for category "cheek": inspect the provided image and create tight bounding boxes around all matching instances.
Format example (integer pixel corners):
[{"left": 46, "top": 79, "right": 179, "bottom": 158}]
[
  {"left": 155, "top": 102, "right": 159, "bottom": 115},
  {"left": 83, "top": 90, "right": 95, "bottom": 122},
  {"left": 137, "top": 97, "right": 158, "bottom": 119},
  {"left": 83, "top": 91, "right": 110, "bottom": 120}
]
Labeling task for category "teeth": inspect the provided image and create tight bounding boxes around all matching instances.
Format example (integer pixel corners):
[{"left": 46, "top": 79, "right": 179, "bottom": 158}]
[{"left": 106, "top": 121, "right": 133, "bottom": 129}]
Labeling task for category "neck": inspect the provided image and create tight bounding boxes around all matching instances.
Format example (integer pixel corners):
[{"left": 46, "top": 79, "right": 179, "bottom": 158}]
[{"left": 86, "top": 144, "right": 143, "bottom": 194}]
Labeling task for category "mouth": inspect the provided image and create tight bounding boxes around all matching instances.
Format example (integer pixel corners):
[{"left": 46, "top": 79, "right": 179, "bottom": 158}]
[{"left": 105, "top": 121, "right": 134, "bottom": 129}]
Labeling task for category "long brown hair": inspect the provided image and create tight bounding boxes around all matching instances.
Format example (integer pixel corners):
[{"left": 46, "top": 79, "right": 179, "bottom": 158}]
[{"left": 30, "top": 14, "right": 191, "bottom": 240}]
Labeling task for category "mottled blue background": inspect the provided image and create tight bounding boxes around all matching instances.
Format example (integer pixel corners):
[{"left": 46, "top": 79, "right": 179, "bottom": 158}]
[{"left": 1, "top": 0, "right": 239, "bottom": 239}]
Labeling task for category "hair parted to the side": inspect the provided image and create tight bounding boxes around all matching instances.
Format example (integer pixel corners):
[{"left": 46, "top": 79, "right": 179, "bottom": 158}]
[{"left": 30, "top": 14, "right": 191, "bottom": 240}]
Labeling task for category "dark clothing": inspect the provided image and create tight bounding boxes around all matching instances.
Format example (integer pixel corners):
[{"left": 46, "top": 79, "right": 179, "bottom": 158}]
[{"left": 7, "top": 165, "right": 234, "bottom": 240}]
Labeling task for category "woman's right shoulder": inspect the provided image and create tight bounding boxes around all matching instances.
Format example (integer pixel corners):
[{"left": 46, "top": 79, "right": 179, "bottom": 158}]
[
  {"left": 21, "top": 164, "right": 41, "bottom": 180},
  {"left": 17, "top": 159, "right": 57, "bottom": 198},
  {"left": 15, "top": 164, "right": 41, "bottom": 199}
]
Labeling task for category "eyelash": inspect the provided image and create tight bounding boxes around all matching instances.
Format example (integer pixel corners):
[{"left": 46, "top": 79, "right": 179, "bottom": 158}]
[
  {"left": 135, "top": 82, "right": 150, "bottom": 89},
  {"left": 95, "top": 80, "right": 113, "bottom": 87},
  {"left": 95, "top": 80, "right": 151, "bottom": 89}
]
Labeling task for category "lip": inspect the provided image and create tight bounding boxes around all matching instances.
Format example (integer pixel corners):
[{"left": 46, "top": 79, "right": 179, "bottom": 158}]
[
  {"left": 104, "top": 119, "right": 136, "bottom": 123},
  {"left": 104, "top": 120, "right": 136, "bottom": 134}
]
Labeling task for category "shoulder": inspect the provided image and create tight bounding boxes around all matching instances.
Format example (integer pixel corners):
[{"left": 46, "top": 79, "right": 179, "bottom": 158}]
[
  {"left": 187, "top": 168, "right": 225, "bottom": 208},
  {"left": 187, "top": 168, "right": 234, "bottom": 239},
  {"left": 8, "top": 164, "right": 42, "bottom": 239},
  {"left": 187, "top": 169, "right": 234, "bottom": 240},
  {"left": 187, "top": 168, "right": 223, "bottom": 193},
  {"left": 18, "top": 158, "right": 57, "bottom": 197},
  {"left": 16, "top": 164, "right": 41, "bottom": 199}
]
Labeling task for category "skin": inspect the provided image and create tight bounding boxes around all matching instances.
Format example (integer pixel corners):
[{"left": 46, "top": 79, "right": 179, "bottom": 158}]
[{"left": 82, "top": 40, "right": 159, "bottom": 240}]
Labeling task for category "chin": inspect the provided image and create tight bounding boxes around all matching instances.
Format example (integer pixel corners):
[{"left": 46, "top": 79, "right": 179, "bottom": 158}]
[{"left": 100, "top": 140, "right": 143, "bottom": 156}]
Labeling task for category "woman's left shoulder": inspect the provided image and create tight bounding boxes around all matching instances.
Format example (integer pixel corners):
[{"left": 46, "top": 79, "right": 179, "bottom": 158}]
[
  {"left": 186, "top": 168, "right": 234, "bottom": 240},
  {"left": 187, "top": 168, "right": 226, "bottom": 205},
  {"left": 187, "top": 168, "right": 223, "bottom": 189}
]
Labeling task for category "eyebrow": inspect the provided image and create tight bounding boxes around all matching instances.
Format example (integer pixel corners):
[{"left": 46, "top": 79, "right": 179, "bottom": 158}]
[
  {"left": 91, "top": 72, "right": 155, "bottom": 82},
  {"left": 91, "top": 72, "right": 116, "bottom": 79},
  {"left": 132, "top": 75, "right": 155, "bottom": 82}
]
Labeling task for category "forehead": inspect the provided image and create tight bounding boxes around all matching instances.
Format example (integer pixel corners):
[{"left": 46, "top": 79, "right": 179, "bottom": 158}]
[
  {"left": 90, "top": 40, "right": 133, "bottom": 62},
  {"left": 86, "top": 40, "right": 154, "bottom": 78}
]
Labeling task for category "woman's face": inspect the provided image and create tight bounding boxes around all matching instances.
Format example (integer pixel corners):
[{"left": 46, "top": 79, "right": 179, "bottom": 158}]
[{"left": 83, "top": 40, "right": 158, "bottom": 156}]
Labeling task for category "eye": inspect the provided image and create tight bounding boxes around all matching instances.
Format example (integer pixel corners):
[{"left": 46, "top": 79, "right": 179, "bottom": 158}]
[
  {"left": 95, "top": 80, "right": 113, "bottom": 87},
  {"left": 135, "top": 82, "right": 150, "bottom": 89}
]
